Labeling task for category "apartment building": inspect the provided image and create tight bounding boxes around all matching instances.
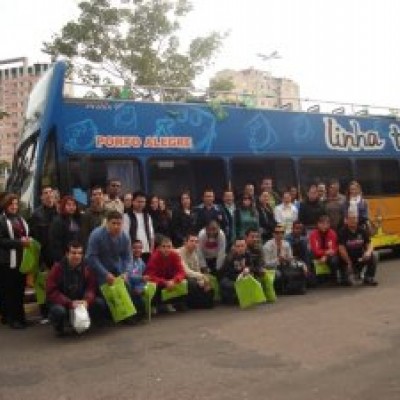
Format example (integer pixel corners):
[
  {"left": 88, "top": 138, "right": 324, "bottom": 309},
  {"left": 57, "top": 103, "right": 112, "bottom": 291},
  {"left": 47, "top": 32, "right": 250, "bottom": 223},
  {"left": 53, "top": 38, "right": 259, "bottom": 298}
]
[
  {"left": 210, "top": 68, "right": 300, "bottom": 110},
  {"left": 0, "top": 58, "right": 50, "bottom": 165}
]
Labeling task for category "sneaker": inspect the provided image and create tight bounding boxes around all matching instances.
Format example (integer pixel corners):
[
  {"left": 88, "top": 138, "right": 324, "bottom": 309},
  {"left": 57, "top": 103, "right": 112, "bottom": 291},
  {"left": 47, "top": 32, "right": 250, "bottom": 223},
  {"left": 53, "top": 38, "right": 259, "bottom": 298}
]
[
  {"left": 159, "top": 304, "right": 176, "bottom": 314},
  {"left": 363, "top": 278, "right": 378, "bottom": 286},
  {"left": 165, "top": 304, "right": 176, "bottom": 313},
  {"left": 151, "top": 306, "right": 158, "bottom": 316},
  {"left": 341, "top": 277, "right": 354, "bottom": 287},
  {"left": 40, "top": 318, "right": 49, "bottom": 325}
]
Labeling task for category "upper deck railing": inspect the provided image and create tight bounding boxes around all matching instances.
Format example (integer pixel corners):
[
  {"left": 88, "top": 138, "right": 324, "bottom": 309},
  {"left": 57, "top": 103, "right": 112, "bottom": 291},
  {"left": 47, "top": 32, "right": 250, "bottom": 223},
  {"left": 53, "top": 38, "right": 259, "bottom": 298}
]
[{"left": 63, "top": 80, "right": 400, "bottom": 119}]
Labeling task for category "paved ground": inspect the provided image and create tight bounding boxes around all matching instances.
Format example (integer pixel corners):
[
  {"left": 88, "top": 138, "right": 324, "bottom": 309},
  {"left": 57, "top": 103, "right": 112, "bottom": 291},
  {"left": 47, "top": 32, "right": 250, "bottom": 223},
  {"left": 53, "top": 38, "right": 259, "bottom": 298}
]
[{"left": 1, "top": 258, "right": 400, "bottom": 400}]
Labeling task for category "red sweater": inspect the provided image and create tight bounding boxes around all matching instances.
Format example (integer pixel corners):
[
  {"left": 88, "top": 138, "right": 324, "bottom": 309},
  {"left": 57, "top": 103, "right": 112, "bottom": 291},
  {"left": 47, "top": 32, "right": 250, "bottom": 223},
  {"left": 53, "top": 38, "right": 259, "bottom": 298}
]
[
  {"left": 309, "top": 228, "right": 338, "bottom": 259},
  {"left": 145, "top": 250, "right": 186, "bottom": 286},
  {"left": 46, "top": 261, "right": 97, "bottom": 309}
]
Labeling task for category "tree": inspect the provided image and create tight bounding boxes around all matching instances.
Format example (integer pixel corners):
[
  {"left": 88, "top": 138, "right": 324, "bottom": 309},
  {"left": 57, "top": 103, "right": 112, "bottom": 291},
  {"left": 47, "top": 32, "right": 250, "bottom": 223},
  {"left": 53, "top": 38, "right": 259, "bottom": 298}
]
[
  {"left": 209, "top": 76, "right": 234, "bottom": 93},
  {"left": 43, "top": 0, "right": 226, "bottom": 93}
]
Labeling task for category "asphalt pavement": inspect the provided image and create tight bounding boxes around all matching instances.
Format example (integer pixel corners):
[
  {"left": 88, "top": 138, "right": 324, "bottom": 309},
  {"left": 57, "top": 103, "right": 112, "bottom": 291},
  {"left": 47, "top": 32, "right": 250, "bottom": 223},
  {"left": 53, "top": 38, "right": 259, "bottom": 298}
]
[{"left": 1, "top": 257, "right": 400, "bottom": 400}]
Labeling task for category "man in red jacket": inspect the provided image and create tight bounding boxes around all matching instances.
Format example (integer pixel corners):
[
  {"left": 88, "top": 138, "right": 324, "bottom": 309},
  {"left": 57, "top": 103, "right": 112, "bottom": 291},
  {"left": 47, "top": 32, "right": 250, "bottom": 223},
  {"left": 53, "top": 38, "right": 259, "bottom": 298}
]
[
  {"left": 46, "top": 240, "right": 106, "bottom": 336},
  {"left": 309, "top": 215, "right": 351, "bottom": 285},
  {"left": 145, "top": 236, "right": 186, "bottom": 313}
]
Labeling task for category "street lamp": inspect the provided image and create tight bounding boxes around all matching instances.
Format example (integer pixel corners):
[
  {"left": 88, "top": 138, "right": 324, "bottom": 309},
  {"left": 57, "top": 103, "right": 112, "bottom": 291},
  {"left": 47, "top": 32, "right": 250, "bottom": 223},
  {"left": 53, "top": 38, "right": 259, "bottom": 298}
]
[{"left": 256, "top": 51, "right": 282, "bottom": 108}]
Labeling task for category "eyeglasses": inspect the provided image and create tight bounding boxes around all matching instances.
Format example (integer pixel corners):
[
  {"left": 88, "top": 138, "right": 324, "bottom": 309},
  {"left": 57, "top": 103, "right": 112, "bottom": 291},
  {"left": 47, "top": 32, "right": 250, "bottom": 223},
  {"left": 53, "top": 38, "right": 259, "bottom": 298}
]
[{"left": 111, "top": 183, "right": 121, "bottom": 187}]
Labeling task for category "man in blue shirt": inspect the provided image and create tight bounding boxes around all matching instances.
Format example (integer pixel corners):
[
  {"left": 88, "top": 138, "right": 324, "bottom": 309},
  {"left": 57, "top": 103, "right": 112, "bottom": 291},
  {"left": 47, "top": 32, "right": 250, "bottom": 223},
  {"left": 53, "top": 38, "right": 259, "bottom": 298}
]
[{"left": 86, "top": 210, "right": 145, "bottom": 320}]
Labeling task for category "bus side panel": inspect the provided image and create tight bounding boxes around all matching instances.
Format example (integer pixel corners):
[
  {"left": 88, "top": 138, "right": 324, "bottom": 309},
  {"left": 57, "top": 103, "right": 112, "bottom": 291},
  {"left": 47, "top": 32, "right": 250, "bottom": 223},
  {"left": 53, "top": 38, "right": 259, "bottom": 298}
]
[{"left": 367, "top": 197, "right": 400, "bottom": 248}]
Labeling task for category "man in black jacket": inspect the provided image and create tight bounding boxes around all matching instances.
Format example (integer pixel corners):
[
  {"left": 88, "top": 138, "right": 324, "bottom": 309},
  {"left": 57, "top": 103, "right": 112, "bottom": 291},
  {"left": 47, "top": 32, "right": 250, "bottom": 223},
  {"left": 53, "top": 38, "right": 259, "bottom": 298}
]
[
  {"left": 298, "top": 184, "right": 326, "bottom": 232},
  {"left": 125, "top": 191, "right": 154, "bottom": 263},
  {"left": 30, "top": 186, "right": 57, "bottom": 269},
  {"left": 29, "top": 186, "right": 58, "bottom": 322},
  {"left": 80, "top": 186, "right": 107, "bottom": 247}
]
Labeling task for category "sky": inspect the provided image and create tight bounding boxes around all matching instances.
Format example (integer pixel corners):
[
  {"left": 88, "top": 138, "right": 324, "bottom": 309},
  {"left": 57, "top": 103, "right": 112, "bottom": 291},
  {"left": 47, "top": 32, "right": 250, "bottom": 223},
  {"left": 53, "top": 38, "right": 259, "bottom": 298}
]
[{"left": 1, "top": 0, "right": 399, "bottom": 110}]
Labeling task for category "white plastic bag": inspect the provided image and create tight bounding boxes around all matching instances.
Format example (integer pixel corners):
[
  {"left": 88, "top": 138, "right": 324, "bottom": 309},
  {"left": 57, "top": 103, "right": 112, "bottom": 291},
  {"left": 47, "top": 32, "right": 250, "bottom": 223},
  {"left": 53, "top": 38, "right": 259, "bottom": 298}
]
[{"left": 70, "top": 304, "right": 91, "bottom": 334}]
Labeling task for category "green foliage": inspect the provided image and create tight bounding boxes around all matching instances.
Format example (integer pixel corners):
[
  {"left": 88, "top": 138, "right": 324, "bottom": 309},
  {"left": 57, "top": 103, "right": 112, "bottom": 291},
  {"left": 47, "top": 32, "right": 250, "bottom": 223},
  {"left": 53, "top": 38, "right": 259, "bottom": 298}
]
[
  {"left": 43, "top": 0, "right": 226, "bottom": 89},
  {"left": 209, "top": 76, "right": 234, "bottom": 93}
]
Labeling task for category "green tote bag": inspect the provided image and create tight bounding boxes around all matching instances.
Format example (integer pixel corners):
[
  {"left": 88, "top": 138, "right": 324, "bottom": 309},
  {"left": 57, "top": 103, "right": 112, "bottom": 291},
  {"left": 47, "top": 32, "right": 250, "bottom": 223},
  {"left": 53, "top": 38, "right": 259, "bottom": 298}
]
[
  {"left": 161, "top": 279, "right": 188, "bottom": 302},
  {"left": 235, "top": 275, "right": 266, "bottom": 309},
  {"left": 101, "top": 277, "right": 136, "bottom": 322},
  {"left": 20, "top": 239, "right": 41, "bottom": 274}
]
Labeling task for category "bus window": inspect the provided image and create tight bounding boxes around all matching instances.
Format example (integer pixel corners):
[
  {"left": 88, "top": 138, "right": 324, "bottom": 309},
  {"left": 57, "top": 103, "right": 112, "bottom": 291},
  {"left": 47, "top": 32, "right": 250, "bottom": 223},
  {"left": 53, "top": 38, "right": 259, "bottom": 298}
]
[
  {"left": 8, "top": 136, "right": 37, "bottom": 209},
  {"left": 299, "top": 158, "right": 352, "bottom": 192},
  {"left": 148, "top": 158, "right": 226, "bottom": 202},
  {"left": 40, "top": 135, "right": 59, "bottom": 189},
  {"left": 230, "top": 158, "right": 296, "bottom": 194},
  {"left": 89, "top": 159, "right": 142, "bottom": 194},
  {"left": 68, "top": 158, "right": 142, "bottom": 195},
  {"left": 355, "top": 159, "right": 400, "bottom": 196}
]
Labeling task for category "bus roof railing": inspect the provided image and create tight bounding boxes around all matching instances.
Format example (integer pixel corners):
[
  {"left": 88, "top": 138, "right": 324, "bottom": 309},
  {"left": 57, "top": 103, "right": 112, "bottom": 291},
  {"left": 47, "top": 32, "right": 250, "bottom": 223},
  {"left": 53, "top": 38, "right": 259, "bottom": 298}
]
[{"left": 64, "top": 80, "right": 400, "bottom": 118}]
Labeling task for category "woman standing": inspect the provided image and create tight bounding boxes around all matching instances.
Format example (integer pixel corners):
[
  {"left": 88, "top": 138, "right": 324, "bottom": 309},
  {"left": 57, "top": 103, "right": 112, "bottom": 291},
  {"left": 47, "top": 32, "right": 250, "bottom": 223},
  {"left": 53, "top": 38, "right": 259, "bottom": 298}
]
[
  {"left": 274, "top": 191, "right": 298, "bottom": 236},
  {"left": 345, "top": 181, "right": 369, "bottom": 229},
  {"left": 0, "top": 194, "right": 31, "bottom": 329},
  {"left": 257, "top": 191, "right": 276, "bottom": 243},
  {"left": 171, "top": 191, "right": 196, "bottom": 247},
  {"left": 49, "top": 195, "right": 81, "bottom": 264},
  {"left": 235, "top": 194, "right": 259, "bottom": 239}
]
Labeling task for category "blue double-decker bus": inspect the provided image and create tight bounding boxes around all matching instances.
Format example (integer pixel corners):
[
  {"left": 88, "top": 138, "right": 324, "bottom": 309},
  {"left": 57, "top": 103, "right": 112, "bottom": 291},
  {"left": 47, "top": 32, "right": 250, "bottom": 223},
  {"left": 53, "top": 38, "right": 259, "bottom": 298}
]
[{"left": 7, "top": 61, "right": 400, "bottom": 249}]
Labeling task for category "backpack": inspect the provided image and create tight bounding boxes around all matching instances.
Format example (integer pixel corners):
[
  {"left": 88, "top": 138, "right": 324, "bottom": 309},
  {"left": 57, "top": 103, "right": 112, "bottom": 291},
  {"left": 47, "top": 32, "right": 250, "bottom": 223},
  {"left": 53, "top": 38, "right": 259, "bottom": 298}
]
[{"left": 275, "top": 261, "right": 307, "bottom": 295}]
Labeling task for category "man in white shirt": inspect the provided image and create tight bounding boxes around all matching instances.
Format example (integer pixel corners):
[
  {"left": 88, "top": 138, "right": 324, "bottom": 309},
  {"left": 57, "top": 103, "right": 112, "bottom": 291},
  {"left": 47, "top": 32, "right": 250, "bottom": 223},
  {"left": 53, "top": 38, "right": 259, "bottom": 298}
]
[{"left": 123, "top": 191, "right": 154, "bottom": 263}]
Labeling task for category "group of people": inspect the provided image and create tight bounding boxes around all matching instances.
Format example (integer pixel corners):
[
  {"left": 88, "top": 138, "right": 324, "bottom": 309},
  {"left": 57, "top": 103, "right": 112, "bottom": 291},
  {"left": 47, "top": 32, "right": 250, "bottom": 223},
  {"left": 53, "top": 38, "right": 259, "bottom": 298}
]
[{"left": 0, "top": 176, "right": 378, "bottom": 335}]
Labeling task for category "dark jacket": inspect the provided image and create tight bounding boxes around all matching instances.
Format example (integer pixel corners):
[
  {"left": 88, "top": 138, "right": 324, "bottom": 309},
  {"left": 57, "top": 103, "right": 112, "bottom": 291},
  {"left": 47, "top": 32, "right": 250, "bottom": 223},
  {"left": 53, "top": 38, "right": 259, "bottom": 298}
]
[
  {"left": 46, "top": 258, "right": 97, "bottom": 309},
  {"left": 80, "top": 207, "right": 107, "bottom": 247},
  {"left": 126, "top": 210, "right": 152, "bottom": 245},
  {"left": 29, "top": 205, "right": 57, "bottom": 267},
  {"left": 150, "top": 209, "right": 171, "bottom": 238},
  {"left": 298, "top": 200, "right": 326, "bottom": 229},
  {"left": 0, "top": 213, "right": 27, "bottom": 268},
  {"left": 171, "top": 207, "right": 196, "bottom": 247},
  {"left": 221, "top": 205, "right": 236, "bottom": 248},
  {"left": 220, "top": 251, "right": 251, "bottom": 282},
  {"left": 257, "top": 204, "right": 276, "bottom": 243},
  {"left": 246, "top": 245, "right": 266, "bottom": 277},
  {"left": 49, "top": 214, "right": 81, "bottom": 264},
  {"left": 194, "top": 204, "right": 225, "bottom": 233}
]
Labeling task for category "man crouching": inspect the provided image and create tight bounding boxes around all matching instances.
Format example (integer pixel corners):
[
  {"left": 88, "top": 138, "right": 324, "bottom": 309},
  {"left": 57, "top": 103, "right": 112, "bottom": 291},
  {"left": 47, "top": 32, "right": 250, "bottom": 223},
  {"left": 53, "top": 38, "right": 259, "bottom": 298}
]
[{"left": 46, "top": 240, "right": 106, "bottom": 336}]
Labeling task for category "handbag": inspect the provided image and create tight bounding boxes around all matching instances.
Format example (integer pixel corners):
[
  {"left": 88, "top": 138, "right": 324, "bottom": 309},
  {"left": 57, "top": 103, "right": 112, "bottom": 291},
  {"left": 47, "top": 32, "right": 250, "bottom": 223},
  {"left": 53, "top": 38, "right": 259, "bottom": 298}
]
[
  {"left": 234, "top": 275, "right": 266, "bottom": 309},
  {"left": 259, "top": 270, "right": 277, "bottom": 303},
  {"left": 100, "top": 277, "right": 136, "bottom": 322},
  {"left": 20, "top": 239, "right": 41, "bottom": 274},
  {"left": 70, "top": 304, "right": 91, "bottom": 334},
  {"left": 161, "top": 279, "right": 188, "bottom": 302}
]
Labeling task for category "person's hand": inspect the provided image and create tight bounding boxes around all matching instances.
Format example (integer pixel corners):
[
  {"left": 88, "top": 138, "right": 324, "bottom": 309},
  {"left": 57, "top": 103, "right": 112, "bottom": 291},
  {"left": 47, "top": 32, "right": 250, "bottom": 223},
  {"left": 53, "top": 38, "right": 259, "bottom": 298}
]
[
  {"left": 242, "top": 267, "right": 250, "bottom": 276},
  {"left": 142, "top": 275, "right": 149, "bottom": 282},
  {"left": 72, "top": 300, "right": 87, "bottom": 308},
  {"left": 21, "top": 237, "right": 31, "bottom": 248},
  {"left": 363, "top": 251, "right": 372, "bottom": 260},
  {"left": 122, "top": 273, "right": 128, "bottom": 282},
  {"left": 326, "top": 249, "right": 335, "bottom": 256},
  {"left": 106, "top": 273, "right": 116, "bottom": 285},
  {"left": 197, "top": 278, "right": 205, "bottom": 288},
  {"left": 165, "top": 280, "right": 175, "bottom": 290},
  {"left": 320, "top": 256, "right": 327, "bottom": 263}
]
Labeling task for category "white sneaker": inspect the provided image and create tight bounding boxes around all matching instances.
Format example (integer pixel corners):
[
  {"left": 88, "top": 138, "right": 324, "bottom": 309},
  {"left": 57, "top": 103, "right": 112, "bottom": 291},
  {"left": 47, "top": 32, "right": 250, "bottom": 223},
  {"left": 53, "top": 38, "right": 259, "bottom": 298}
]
[
  {"left": 40, "top": 318, "right": 49, "bottom": 325},
  {"left": 164, "top": 304, "right": 176, "bottom": 313}
]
